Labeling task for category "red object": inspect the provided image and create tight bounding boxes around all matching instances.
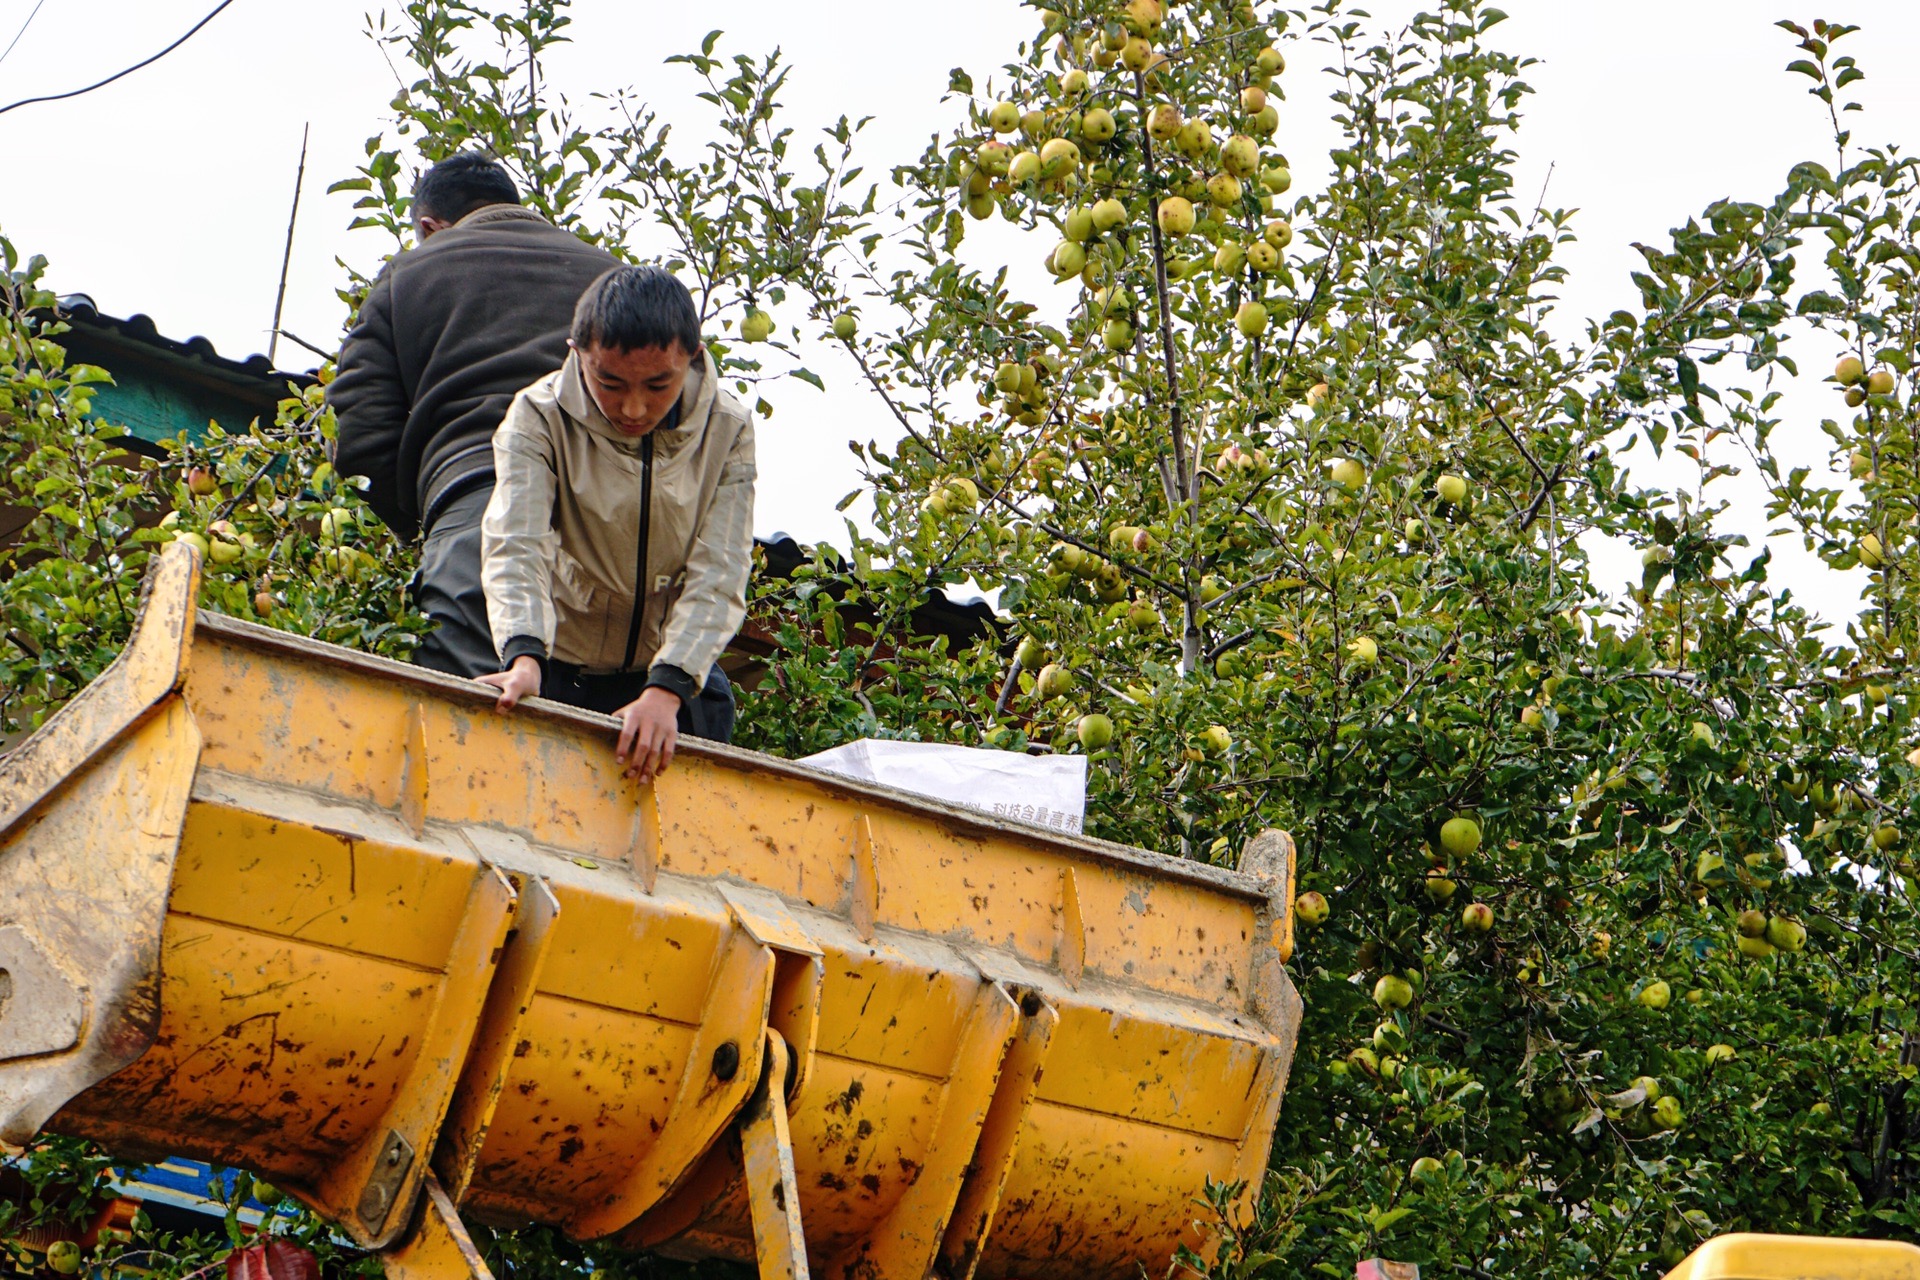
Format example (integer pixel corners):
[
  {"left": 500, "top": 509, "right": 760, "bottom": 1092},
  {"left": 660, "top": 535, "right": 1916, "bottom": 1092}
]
[
  {"left": 225, "top": 1240, "right": 320, "bottom": 1280},
  {"left": 1357, "top": 1261, "right": 1420, "bottom": 1280}
]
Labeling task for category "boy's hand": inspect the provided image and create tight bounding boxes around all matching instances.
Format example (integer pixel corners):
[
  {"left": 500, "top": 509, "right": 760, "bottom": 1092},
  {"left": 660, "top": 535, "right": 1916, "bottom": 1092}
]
[
  {"left": 615, "top": 687, "right": 682, "bottom": 783},
  {"left": 476, "top": 655, "right": 542, "bottom": 712}
]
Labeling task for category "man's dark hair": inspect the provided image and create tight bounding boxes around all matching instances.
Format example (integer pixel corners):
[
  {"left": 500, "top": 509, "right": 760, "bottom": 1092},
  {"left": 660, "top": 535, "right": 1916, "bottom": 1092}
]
[
  {"left": 571, "top": 266, "right": 703, "bottom": 356},
  {"left": 413, "top": 152, "right": 521, "bottom": 224}
]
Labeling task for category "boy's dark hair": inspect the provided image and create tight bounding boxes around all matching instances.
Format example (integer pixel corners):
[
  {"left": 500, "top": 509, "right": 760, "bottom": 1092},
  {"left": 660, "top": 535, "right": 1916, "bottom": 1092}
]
[
  {"left": 571, "top": 266, "right": 702, "bottom": 356},
  {"left": 413, "top": 152, "right": 521, "bottom": 223}
]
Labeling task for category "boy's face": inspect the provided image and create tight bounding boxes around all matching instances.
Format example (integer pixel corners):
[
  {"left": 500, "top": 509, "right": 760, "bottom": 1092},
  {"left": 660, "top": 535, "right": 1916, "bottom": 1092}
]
[{"left": 574, "top": 340, "right": 696, "bottom": 438}]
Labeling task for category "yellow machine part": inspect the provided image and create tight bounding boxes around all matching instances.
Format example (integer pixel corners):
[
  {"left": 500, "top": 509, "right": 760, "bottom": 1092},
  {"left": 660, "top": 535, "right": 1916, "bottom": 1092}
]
[
  {"left": 1665, "top": 1234, "right": 1920, "bottom": 1280},
  {"left": 0, "top": 544, "right": 1303, "bottom": 1280}
]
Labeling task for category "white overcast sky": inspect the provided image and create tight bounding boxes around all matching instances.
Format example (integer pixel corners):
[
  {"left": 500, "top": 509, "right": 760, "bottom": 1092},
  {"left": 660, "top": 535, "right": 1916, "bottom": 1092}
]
[{"left": 3, "top": 1, "right": 1917, "bottom": 626}]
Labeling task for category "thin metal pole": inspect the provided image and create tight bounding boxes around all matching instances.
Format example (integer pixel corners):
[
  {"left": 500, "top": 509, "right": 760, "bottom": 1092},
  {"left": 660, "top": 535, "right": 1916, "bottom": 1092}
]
[{"left": 267, "top": 122, "right": 310, "bottom": 369}]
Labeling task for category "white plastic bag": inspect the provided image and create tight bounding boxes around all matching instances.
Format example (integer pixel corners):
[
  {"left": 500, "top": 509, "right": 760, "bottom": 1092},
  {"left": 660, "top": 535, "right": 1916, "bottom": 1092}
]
[{"left": 799, "top": 739, "right": 1088, "bottom": 835}]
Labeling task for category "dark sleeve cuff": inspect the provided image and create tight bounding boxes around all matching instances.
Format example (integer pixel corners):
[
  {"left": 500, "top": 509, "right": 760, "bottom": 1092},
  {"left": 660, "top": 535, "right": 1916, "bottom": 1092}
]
[
  {"left": 501, "top": 635, "right": 549, "bottom": 673},
  {"left": 644, "top": 663, "right": 700, "bottom": 705}
]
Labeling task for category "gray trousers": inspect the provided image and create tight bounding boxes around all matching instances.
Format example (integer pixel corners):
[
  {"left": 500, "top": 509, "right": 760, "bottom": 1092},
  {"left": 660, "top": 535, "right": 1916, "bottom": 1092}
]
[{"left": 410, "top": 483, "right": 735, "bottom": 742}]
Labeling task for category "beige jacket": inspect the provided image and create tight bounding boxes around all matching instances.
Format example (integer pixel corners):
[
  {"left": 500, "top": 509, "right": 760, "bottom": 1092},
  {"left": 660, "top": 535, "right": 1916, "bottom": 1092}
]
[{"left": 481, "top": 348, "right": 756, "bottom": 684}]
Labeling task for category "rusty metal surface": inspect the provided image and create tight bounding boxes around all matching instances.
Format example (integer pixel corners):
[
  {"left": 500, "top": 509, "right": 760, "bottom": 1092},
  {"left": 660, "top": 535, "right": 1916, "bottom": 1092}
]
[{"left": 4, "top": 542, "right": 1304, "bottom": 1280}]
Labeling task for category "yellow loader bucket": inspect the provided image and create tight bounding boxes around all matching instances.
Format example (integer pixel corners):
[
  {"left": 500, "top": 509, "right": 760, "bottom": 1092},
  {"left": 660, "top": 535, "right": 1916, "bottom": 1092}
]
[{"left": 0, "top": 544, "right": 1302, "bottom": 1280}]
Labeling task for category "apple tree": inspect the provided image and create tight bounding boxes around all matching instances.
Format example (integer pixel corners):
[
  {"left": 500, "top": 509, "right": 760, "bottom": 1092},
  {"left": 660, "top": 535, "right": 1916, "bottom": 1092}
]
[{"left": 750, "top": 2, "right": 1920, "bottom": 1274}]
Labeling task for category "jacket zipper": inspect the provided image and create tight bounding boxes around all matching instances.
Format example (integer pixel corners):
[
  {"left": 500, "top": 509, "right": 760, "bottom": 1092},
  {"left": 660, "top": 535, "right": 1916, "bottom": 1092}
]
[{"left": 621, "top": 434, "right": 655, "bottom": 671}]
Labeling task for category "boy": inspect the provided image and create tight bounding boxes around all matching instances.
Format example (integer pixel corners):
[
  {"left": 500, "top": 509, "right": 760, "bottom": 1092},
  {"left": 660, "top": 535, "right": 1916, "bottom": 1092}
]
[{"left": 475, "top": 266, "right": 756, "bottom": 785}]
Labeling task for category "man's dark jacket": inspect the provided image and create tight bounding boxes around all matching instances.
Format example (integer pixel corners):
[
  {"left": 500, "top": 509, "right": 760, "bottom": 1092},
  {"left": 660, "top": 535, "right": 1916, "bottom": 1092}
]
[{"left": 327, "top": 205, "right": 620, "bottom": 540}]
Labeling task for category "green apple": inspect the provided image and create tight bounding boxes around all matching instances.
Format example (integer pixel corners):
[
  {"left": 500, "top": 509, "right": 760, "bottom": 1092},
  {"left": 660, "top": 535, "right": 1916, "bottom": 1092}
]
[
  {"left": 1039, "top": 137, "right": 1081, "bottom": 177},
  {"left": 186, "top": 466, "right": 219, "bottom": 496},
  {"left": 1157, "top": 196, "right": 1196, "bottom": 236},
  {"left": 1329, "top": 457, "right": 1366, "bottom": 490},
  {"left": 1637, "top": 979, "right": 1672, "bottom": 1010},
  {"left": 1347, "top": 1045, "right": 1380, "bottom": 1075},
  {"left": 1147, "top": 102, "right": 1183, "bottom": 141},
  {"left": 1704, "top": 1043, "right": 1735, "bottom": 1064},
  {"left": 1851, "top": 449, "right": 1874, "bottom": 479},
  {"left": 988, "top": 101, "right": 1021, "bottom": 134},
  {"left": 1424, "top": 870, "right": 1457, "bottom": 903},
  {"left": 1240, "top": 84, "right": 1268, "bottom": 114},
  {"left": 1306, "top": 382, "right": 1332, "bottom": 411},
  {"left": 1201, "top": 724, "right": 1233, "bottom": 755},
  {"left": 1373, "top": 974, "right": 1414, "bottom": 1009},
  {"left": 1127, "top": 600, "right": 1160, "bottom": 632},
  {"left": 253, "top": 590, "right": 276, "bottom": 617},
  {"left": 1016, "top": 635, "right": 1046, "bottom": 668},
  {"left": 1263, "top": 218, "right": 1293, "bottom": 248},
  {"left": 1685, "top": 987, "right": 1705, "bottom": 1004},
  {"left": 1125, "top": 0, "right": 1164, "bottom": 34},
  {"left": 46, "top": 1242, "right": 81, "bottom": 1276},
  {"left": 832, "top": 312, "right": 858, "bottom": 340},
  {"left": 1868, "top": 367, "right": 1896, "bottom": 395},
  {"left": 1207, "top": 172, "right": 1244, "bottom": 208},
  {"left": 1410, "top": 1156, "right": 1444, "bottom": 1184},
  {"left": 1247, "top": 240, "right": 1280, "bottom": 272},
  {"left": 1050, "top": 240, "right": 1088, "bottom": 277},
  {"left": 1009, "top": 150, "right": 1042, "bottom": 183},
  {"left": 1519, "top": 705, "right": 1543, "bottom": 729},
  {"left": 1835, "top": 355, "right": 1865, "bottom": 385},
  {"left": 1348, "top": 635, "right": 1378, "bottom": 664},
  {"left": 1214, "top": 241, "right": 1247, "bottom": 273},
  {"left": 1735, "top": 933, "right": 1776, "bottom": 960},
  {"left": 1633, "top": 1075, "right": 1663, "bottom": 1101},
  {"left": 1255, "top": 45, "right": 1285, "bottom": 75},
  {"left": 1199, "top": 573, "right": 1227, "bottom": 603},
  {"left": 1440, "top": 816, "right": 1481, "bottom": 858},
  {"left": 741, "top": 309, "right": 774, "bottom": 342},
  {"left": 1874, "top": 824, "right": 1902, "bottom": 850},
  {"left": 1060, "top": 68, "right": 1089, "bottom": 95},
  {"left": 1588, "top": 930, "right": 1611, "bottom": 959},
  {"left": 1077, "top": 713, "right": 1114, "bottom": 750},
  {"left": 1436, "top": 474, "right": 1468, "bottom": 504},
  {"left": 1091, "top": 197, "right": 1128, "bottom": 232},
  {"left": 1035, "top": 662, "right": 1075, "bottom": 700},
  {"left": 1121, "top": 35, "right": 1152, "bottom": 70},
  {"left": 994, "top": 362, "right": 1025, "bottom": 393},
  {"left": 1460, "top": 901, "right": 1493, "bottom": 932},
  {"left": 1688, "top": 720, "right": 1717, "bottom": 751},
  {"left": 1175, "top": 120, "right": 1213, "bottom": 157},
  {"left": 1295, "top": 890, "right": 1330, "bottom": 925},
  {"left": 1220, "top": 134, "right": 1260, "bottom": 178},
  {"left": 1859, "top": 532, "right": 1886, "bottom": 568},
  {"left": 1234, "top": 300, "right": 1269, "bottom": 337},
  {"left": 172, "top": 530, "right": 210, "bottom": 558},
  {"left": 1080, "top": 108, "right": 1117, "bottom": 143},
  {"left": 1261, "top": 165, "right": 1293, "bottom": 194},
  {"left": 318, "top": 507, "right": 355, "bottom": 539},
  {"left": 1735, "top": 909, "right": 1768, "bottom": 938},
  {"left": 1764, "top": 915, "right": 1807, "bottom": 952},
  {"left": 1653, "top": 1095, "right": 1684, "bottom": 1129},
  {"left": 1102, "top": 317, "right": 1135, "bottom": 351},
  {"left": 209, "top": 536, "right": 243, "bottom": 565}
]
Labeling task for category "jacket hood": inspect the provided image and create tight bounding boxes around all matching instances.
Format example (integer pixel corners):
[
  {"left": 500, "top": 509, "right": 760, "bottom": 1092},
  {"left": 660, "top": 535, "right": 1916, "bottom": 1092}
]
[{"left": 555, "top": 346, "right": 720, "bottom": 456}]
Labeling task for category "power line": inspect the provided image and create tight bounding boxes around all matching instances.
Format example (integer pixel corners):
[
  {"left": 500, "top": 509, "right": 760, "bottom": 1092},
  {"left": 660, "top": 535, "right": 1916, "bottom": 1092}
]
[
  {"left": 0, "top": 0, "right": 50, "bottom": 69},
  {"left": 0, "top": 0, "right": 239, "bottom": 118}
]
